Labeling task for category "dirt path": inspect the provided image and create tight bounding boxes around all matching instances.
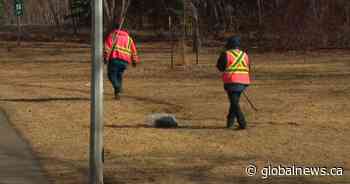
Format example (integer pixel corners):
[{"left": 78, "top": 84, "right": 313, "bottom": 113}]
[{"left": 0, "top": 42, "right": 349, "bottom": 184}]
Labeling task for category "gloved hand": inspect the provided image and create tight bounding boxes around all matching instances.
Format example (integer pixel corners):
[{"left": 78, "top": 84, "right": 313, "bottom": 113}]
[{"left": 132, "top": 61, "right": 137, "bottom": 68}]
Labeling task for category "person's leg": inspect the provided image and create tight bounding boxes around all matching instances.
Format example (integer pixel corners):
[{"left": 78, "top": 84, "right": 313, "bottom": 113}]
[
  {"left": 114, "top": 61, "right": 127, "bottom": 95},
  {"left": 108, "top": 60, "right": 126, "bottom": 100},
  {"left": 226, "top": 90, "right": 237, "bottom": 128},
  {"left": 226, "top": 90, "right": 247, "bottom": 129},
  {"left": 107, "top": 61, "right": 118, "bottom": 94},
  {"left": 234, "top": 92, "right": 246, "bottom": 129}
]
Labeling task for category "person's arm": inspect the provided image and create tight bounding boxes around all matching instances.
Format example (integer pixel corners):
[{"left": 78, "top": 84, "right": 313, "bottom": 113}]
[
  {"left": 216, "top": 52, "right": 227, "bottom": 72},
  {"left": 245, "top": 53, "right": 253, "bottom": 80},
  {"left": 103, "top": 33, "right": 113, "bottom": 63},
  {"left": 130, "top": 38, "right": 139, "bottom": 66}
]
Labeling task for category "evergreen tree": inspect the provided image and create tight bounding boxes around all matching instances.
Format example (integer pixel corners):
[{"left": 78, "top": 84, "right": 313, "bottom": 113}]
[{"left": 0, "top": 0, "right": 4, "bottom": 20}]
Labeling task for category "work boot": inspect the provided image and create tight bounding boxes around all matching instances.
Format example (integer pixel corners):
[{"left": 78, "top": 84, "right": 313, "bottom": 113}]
[
  {"left": 238, "top": 120, "right": 246, "bottom": 129},
  {"left": 226, "top": 119, "right": 235, "bottom": 129},
  {"left": 237, "top": 110, "right": 247, "bottom": 129},
  {"left": 114, "top": 92, "right": 120, "bottom": 100}
]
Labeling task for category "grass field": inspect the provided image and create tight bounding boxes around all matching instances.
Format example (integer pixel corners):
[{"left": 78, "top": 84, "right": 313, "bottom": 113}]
[{"left": 0, "top": 41, "right": 349, "bottom": 184}]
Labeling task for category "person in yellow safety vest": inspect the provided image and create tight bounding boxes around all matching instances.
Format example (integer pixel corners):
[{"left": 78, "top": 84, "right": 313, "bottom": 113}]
[
  {"left": 104, "top": 22, "right": 140, "bottom": 100},
  {"left": 216, "top": 36, "right": 250, "bottom": 129}
]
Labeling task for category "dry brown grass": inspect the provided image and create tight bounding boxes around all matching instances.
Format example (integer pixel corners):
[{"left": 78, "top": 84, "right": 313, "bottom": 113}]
[{"left": 0, "top": 41, "right": 349, "bottom": 184}]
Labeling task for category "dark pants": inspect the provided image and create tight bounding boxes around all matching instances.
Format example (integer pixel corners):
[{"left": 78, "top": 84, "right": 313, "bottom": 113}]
[
  {"left": 108, "top": 59, "right": 128, "bottom": 94},
  {"left": 225, "top": 84, "right": 247, "bottom": 129}
]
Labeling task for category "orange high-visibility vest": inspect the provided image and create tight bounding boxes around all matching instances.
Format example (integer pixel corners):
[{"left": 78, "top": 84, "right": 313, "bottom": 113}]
[
  {"left": 222, "top": 49, "right": 250, "bottom": 84},
  {"left": 104, "top": 30, "right": 139, "bottom": 64}
]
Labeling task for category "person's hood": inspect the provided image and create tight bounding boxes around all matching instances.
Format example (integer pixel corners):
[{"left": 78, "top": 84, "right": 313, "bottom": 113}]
[{"left": 225, "top": 36, "right": 240, "bottom": 50}]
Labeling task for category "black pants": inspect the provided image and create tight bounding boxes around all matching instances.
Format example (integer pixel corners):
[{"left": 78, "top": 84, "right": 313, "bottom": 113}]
[{"left": 226, "top": 90, "right": 246, "bottom": 129}]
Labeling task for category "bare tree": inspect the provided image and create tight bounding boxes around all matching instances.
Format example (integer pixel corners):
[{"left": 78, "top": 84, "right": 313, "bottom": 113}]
[
  {"left": 257, "top": 0, "right": 264, "bottom": 25},
  {"left": 47, "top": 0, "right": 61, "bottom": 30},
  {"left": 190, "top": 1, "right": 200, "bottom": 60},
  {"left": 104, "top": 0, "right": 131, "bottom": 32}
]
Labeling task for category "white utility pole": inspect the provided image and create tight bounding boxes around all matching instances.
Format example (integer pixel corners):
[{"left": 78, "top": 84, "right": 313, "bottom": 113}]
[{"left": 90, "top": 0, "right": 104, "bottom": 183}]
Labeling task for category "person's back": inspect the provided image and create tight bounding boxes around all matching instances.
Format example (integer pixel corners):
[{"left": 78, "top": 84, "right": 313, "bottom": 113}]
[
  {"left": 104, "top": 29, "right": 138, "bottom": 64},
  {"left": 216, "top": 36, "right": 250, "bottom": 129},
  {"left": 104, "top": 23, "right": 140, "bottom": 100}
]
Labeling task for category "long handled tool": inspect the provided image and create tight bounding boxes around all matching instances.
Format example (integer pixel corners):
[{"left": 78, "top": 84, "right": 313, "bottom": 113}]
[
  {"left": 243, "top": 48, "right": 258, "bottom": 112},
  {"left": 243, "top": 91, "right": 258, "bottom": 112}
]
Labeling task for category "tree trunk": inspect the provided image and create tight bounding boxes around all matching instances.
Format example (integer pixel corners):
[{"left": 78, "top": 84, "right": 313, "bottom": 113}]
[
  {"left": 68, "top": 0, "right": 78, "bottom": 35},
  {"left": 47, "top": 0, "right": 61, "bottom": 30},
  {"left": 346, "top": 6, "right": 350, "bottom": 25},
  {"left": 257, "top": 0, "right": 263, "bottom": 25},
  {"left": 103, "top": 0, "right": 112, "bottom": 26},
  {"left": 208, "top": 0, "right": 219, "bottom": 29},
  {"left": 275, "top": 0, "right": 280, "bottom": 8},
  {"left": 190, "top": 2, "right": 201, "bottom": 54},
  {"left": 310, "top": 0, "right": 320, "bottom": 18}
]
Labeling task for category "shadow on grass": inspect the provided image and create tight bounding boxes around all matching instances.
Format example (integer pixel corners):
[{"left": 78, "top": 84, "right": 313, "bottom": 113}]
[
  {"left": 2, "top": 82, "right": 183, "bottom": 110},
  {"left": 0, "top": 97, "right": 90, "bottom": 102},
  {"left": 3, "top": 82, "right": 90, "bottom": 94},
  {"left": 37, "top": 156, "right": 89, "bottom": 184},
  {"left": 105, "top": 124, "right": 225, "bottom": 130},
  {"left": 37, "top": 153, "right": 343, "bottom": 184},
  {"left": 123, "top": 95, "right": 183, "bottom": 111},
  {"left": 102, "top": 152, "right": 339, "bottom": 184}
]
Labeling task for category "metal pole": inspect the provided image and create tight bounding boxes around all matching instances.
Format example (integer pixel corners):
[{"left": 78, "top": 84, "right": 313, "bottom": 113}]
[{"left": 90, "top": 0, "right": 104, "bottom": 183}]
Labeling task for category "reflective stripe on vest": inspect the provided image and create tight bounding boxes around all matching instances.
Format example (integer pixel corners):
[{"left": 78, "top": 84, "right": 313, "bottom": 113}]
[
  {"left": 111, "top": 33, "right": 132, "bottom": 56},
  {"left": 226, "top": 50, "right": 249, "bottom": 74}
]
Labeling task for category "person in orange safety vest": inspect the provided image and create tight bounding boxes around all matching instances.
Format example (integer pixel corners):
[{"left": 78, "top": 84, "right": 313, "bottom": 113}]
[
  {"left": 216, "top": 36, "right": 250, "bottom": 129},
  {"left": 104, "top": 22, "right": 140, "bottom": 100}
]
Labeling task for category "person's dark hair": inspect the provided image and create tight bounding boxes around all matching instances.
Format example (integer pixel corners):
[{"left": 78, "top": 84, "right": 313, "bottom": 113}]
[{"left": 225, "top": 36, "right": 241, "bottom": 50}]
